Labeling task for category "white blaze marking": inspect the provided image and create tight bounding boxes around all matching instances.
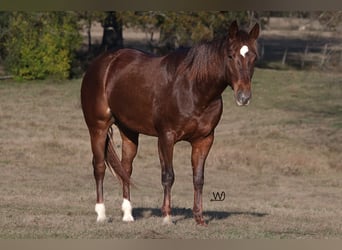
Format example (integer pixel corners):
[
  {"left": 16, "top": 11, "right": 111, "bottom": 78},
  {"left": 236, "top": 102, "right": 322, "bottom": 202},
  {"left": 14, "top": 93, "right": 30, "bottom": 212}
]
[
  {"left": 95, "top": 203, "right": 107, "bottom": 222},
  {"left": 240, "top": 45, "right": 249, "bottom": 58},
  {"left": 122, "top": 198, "right": 134, "bottom": 222}
]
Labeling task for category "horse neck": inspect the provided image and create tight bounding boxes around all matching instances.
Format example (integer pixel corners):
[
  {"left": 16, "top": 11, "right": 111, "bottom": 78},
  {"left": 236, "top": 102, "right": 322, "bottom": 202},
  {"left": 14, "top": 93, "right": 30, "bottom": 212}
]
[
  {"left": 184, "top": 40, "right": 229, "bottom": 104},
  {"left": 192, "top": 74, "right": 228, "bottom": 106}
]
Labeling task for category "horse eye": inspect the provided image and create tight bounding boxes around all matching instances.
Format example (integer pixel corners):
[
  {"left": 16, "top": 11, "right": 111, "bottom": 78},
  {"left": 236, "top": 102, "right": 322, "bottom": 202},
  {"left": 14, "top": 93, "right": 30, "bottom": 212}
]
[{"left": 228, "top": 55, "right": 234, "bottom": 60}]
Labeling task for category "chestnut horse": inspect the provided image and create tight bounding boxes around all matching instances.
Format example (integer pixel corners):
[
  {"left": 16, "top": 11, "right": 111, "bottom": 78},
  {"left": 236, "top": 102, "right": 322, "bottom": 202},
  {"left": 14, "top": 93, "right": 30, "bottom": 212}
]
[{"left": 81, "top": 21, "right": 259, "bottom": 225}]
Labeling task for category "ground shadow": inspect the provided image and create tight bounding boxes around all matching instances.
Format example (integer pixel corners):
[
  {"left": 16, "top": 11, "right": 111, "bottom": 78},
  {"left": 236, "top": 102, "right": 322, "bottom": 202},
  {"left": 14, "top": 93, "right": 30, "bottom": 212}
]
[{"left": 132, "top": 207, "right": 267, "bottom": 224}]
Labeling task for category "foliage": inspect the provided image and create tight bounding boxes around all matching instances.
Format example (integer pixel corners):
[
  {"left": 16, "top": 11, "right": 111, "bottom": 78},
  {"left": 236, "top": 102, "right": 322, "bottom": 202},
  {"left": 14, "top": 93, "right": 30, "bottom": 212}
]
[
  {"left": 76, "top": 11, "right": 106, "bottom": 52},
  {"left": 121, "top": 11, "right": 249, "bottom": 50},
  {"left": 317, "top": 11, "right": 342, "bottom": 30},
  {"left": 4, "top": 12, "right": 81, "bottom": 80},
  {"left": 1, "top": 11, "right": 250, "bottom": 78},
  {"left": 3, "top": 11, "right": 340, "bottom": 80},
  {"left": 0, "top": 12, "right": 10, "bottom": 63}
]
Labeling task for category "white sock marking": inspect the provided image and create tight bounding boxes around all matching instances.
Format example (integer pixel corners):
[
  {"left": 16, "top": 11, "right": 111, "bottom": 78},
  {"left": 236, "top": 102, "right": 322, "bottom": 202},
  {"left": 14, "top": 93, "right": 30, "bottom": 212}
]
[
  {"left": 121, "top": 198, "right": 134, "bottom": 222},
  {"left": 95, "top": 203, "right": 107, "bottom": 223},
  {"left": 162, "top": 215, "right": 173, "bottom": 225},
  {"left": 240, "top": 45, "right": 249, "bottom": 58}
]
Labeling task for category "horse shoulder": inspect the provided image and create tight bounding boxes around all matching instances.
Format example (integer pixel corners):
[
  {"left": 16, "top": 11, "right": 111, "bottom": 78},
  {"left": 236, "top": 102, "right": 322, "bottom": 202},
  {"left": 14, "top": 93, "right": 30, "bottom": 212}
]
[{"left": 192, "top": 97, "right": 223, "bottom": 138}]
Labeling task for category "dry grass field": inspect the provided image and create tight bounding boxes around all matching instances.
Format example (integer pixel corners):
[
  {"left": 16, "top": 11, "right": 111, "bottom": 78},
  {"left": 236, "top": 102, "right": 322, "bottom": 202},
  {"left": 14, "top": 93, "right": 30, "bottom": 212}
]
[{"left": 0, "top": 68, "right": 341, "bottom": 239}]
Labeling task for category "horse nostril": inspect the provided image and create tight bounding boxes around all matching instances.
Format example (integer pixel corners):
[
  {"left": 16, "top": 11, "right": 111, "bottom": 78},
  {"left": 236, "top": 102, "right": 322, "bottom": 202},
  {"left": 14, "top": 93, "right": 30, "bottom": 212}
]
[{"left": 236, "top": 91, "right": 251, "bottom": 106}]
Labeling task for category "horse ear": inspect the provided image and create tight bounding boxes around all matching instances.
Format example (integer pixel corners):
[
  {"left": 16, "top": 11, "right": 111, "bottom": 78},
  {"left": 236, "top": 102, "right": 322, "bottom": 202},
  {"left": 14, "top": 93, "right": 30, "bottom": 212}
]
[
  {"left": 228, "top": 20, "right": 238, "bottom": 39},
  {"left": 249, "top": 23, "right": 260, "bottom": 40}
]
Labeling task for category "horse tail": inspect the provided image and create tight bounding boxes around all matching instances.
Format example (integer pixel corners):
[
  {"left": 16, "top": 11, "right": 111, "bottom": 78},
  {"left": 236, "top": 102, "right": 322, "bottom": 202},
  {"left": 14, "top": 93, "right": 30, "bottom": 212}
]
[{"left": 105, "top": 127, "right": 132, "bottom": 186}]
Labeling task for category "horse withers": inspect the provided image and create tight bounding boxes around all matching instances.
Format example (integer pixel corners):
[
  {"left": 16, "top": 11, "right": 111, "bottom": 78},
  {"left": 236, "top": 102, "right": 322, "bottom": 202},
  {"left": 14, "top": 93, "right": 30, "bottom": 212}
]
[{"left": 81, "top": 20, "right": 260, "bottom": 225}]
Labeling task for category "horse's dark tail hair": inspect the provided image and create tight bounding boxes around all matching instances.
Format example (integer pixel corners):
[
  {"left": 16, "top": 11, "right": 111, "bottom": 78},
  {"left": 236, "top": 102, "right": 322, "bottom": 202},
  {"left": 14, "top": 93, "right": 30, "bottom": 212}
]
[{"left": 105, "top": 127, "right": 132, "bottom": 186}]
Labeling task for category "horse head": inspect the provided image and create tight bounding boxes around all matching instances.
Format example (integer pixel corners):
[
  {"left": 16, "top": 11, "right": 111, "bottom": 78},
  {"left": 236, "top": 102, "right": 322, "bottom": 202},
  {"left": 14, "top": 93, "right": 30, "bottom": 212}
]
[{"left": 226, "top": 21, "right": 260, "bottom": 106}]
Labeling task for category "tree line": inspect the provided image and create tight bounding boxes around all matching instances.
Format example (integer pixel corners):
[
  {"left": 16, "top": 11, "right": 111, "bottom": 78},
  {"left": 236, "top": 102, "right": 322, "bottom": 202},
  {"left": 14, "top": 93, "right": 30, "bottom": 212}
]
[{"left": 0, "top": 11, "right": 340, "bottom": 80}]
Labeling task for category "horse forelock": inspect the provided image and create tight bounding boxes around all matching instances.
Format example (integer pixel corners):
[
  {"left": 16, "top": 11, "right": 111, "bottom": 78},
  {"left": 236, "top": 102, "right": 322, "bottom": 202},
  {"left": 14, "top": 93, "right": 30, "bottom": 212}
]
[{"left": 228, "top": 32, "right": 258, "bottom": 61}]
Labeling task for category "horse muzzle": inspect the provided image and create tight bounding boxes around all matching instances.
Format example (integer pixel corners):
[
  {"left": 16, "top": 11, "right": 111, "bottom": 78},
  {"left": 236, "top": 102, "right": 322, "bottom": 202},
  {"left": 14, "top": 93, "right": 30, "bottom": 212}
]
[{"left": 235, "top": 90, "right": 251, "bottom": 106}]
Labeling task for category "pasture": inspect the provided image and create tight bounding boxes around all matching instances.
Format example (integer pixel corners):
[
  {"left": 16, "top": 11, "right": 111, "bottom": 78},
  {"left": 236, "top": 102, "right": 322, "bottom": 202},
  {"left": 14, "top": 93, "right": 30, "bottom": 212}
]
[{"left": 0, "top": 68, "right": 341, "bottom": 239}]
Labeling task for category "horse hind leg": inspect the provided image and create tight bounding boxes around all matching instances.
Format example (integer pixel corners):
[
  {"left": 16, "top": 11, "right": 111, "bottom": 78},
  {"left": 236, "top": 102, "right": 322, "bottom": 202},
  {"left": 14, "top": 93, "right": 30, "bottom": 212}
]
[
  {"left": 89, "top": 126, "right": 110, "bottom": 222},
  {"left": 119, "top": 127, "right": 139, "bottom": 222}
]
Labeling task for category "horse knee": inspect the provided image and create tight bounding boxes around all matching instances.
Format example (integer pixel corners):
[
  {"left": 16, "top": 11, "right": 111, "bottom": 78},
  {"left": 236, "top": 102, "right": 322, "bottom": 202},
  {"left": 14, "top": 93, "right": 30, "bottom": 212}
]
[
  {"left": 93, "top": 159, "right": 106, "bottom": 177},
  {"left": 162, "top": 169, "right": 174, "bottom": 187},
  {"left": 193, "top": 175, "right": 204, "bottom": 189}
]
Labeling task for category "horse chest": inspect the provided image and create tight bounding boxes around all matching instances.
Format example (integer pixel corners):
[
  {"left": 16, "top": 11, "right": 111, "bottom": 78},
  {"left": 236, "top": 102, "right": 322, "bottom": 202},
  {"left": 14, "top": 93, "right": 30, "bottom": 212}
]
[{"left": 174, "top": 98, "right": 223, "bottom": 141}]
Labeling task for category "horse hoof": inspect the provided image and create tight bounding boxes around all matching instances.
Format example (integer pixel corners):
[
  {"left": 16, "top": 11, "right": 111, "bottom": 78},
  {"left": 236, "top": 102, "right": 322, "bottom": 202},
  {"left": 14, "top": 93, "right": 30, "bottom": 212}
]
[
  {"left": 96, "top": 216, "right": 108, "bottom": 223},
  {"left": 196, "top": 220, "right": 208, "bottom": 226},
  {"left": 197, "top": 221, "right": 208, "bottom": 227},
  {"left": 162, "top": 215, "right": 174, "bottom": 225},
  {"left": 194, "top": 216, "right": 207, "bottom": 226},
  {"left": 122, "top": 214, "right": 135, "bottom": 222}
]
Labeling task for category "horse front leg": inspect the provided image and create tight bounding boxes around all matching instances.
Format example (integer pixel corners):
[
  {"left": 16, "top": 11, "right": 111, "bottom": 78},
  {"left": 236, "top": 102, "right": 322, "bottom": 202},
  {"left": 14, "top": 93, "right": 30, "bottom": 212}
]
[
  {"left": 157, "top": 132, "right": 176, "bottom": 224},
  {"left": 191, "top": 133, "right": 214, "bottom": 225}
]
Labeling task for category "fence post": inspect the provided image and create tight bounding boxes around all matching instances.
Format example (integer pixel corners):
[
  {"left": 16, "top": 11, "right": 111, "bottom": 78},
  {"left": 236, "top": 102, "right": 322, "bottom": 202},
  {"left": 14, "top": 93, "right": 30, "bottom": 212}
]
[
  {"left": 260, "top": 42, "right": 265, "bottom": 60},
  {"left": 301, "top": 43, "right": 309, "bottom": 69},
  {"left": 320, "top": 44, "right": 328, "bottom": 68},
  {"left": 282, "top": 47, "right": 288, "bottom": 66}
]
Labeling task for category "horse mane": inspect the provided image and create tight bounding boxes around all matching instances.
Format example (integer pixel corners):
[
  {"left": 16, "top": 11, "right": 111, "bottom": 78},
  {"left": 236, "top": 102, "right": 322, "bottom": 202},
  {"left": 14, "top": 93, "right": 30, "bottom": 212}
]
[{"left": 176, "top": 36, "right": 228, "bottom": 83}]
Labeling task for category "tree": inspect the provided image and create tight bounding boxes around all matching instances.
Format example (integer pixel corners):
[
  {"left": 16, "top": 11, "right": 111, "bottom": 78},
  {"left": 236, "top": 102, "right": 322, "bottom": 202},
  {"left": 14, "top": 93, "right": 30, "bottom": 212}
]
[
  {"left": 317, "top": 11, "right": 342, "bottom": 30},
  {"left": 4, "top": 12, "right": 82, "bottom": 80},
  {"left": 100, "top": 11, "right": 123, "bottom": 51},
  {"left": 0, "top": 12, "right": 10, "bottom": 63},
  {"left": 77, "top": 11, "right": 106, "bottom": 52},
  {"left": 121, "top": 11, "right": 249, "bottom": 52}
]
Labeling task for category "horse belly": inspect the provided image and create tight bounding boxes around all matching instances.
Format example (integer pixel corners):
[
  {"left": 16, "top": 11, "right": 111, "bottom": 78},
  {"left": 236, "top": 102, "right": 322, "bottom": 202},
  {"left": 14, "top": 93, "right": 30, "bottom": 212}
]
[{"left": 114, "top": 106, "right": 157, "bottom": 136}]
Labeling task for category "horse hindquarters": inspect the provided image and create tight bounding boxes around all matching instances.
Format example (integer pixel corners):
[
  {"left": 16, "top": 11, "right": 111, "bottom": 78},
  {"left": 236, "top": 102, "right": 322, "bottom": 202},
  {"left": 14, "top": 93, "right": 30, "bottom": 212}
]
[{"left": 81, "top": 55, "right": 136, "bottom": 223}]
